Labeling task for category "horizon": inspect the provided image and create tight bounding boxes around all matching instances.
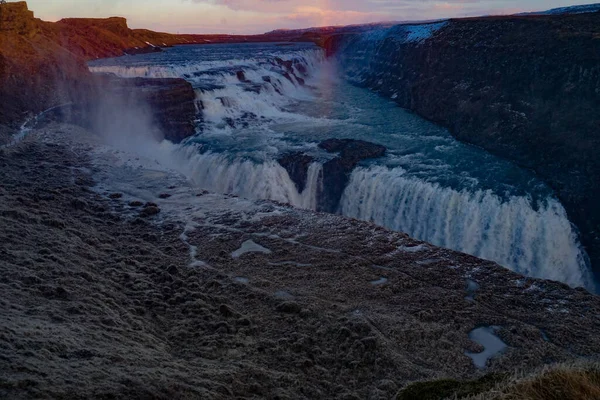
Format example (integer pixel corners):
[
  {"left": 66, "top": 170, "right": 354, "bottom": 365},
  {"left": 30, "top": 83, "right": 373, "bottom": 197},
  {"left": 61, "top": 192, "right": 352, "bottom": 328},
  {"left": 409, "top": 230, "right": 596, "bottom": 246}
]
[{"left": 23, "top": 0, "right": 600, "bottom": 35}]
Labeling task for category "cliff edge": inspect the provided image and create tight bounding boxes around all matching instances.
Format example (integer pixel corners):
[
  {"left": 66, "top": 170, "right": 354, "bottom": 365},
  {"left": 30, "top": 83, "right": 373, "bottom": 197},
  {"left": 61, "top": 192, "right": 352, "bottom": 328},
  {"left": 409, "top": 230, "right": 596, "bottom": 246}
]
[{"left": 0, "top": 2, "right": 196, "bottom": 142}]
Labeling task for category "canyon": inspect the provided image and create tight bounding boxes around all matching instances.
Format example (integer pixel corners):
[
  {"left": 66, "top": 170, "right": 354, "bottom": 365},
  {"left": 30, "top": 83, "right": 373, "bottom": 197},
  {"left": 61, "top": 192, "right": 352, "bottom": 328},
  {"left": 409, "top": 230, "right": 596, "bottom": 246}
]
[
  {"left": 324, "top": 12, "right": 600, "bottom": 282},
  {"left": 1, "top": 2, "right": 600, "bottom": 398}
]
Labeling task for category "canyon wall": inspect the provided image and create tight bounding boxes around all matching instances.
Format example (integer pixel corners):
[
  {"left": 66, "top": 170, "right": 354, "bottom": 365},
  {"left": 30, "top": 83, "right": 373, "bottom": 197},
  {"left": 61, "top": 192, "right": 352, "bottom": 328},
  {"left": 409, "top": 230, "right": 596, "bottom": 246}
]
[
  {"left": 0, "top": 2, "right": 196, "bottom": 142},
  {"left": 324, "top": 12, "right": 600, "bottom": 280}
]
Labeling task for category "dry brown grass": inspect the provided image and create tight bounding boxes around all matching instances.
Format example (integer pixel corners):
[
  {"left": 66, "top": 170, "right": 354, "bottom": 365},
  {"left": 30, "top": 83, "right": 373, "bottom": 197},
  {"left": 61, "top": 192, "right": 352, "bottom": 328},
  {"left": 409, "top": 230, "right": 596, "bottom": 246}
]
[
  {"left": 472, "top": 363, "right": 600, "bottom": 400},
  {"left": 396, "top": 363, "right": 600, "bottom": 400}
]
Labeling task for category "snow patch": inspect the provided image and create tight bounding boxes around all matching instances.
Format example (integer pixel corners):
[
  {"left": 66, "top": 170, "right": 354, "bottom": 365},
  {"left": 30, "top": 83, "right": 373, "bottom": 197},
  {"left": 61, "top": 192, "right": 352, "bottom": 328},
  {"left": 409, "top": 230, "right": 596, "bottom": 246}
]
[
  {"left": 465, "top": 326, "right": 507, "bottom": 369},
  {"left": 232, "top": 240, "right": 272, "bottom": 258}
]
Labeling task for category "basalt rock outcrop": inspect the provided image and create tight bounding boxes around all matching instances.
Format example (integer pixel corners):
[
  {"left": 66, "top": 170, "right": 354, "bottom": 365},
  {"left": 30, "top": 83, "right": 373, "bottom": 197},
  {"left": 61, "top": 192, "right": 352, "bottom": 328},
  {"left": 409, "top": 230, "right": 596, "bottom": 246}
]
[
  {"left": 36, "top": 76, "right": 198, "bottom": 144},
  {"left": 98, "top": 76, "right": 197, "bottom": 143},
  {"left": 278, "top": 139, "right": 386, "bottom": 212},
  {"left": 324, "top": 12, "right": 600, "bottom": 281},
  {"left": 277, "top": 152, "right": 315, "bottom": 193},
  {"left": 319, "top": 139, "right": 386, "bottom": 213}
]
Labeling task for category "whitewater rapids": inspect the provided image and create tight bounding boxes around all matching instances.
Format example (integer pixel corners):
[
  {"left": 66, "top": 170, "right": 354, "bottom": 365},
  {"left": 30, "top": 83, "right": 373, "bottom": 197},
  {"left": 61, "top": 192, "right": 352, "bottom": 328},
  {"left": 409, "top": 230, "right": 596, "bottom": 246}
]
[{"left": 88, "top": 42, "right": 593, "bottom": 289}]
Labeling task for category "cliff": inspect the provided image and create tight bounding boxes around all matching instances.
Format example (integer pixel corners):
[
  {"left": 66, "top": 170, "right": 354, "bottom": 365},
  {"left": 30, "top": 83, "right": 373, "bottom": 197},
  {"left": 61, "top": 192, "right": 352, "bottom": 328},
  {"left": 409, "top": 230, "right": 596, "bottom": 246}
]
[
  {"left": 324, "top": 12, "right": 600, "bottom": 281},
  {"left": 0, "top": 2, "right": 197, "bottom": 142},
  {"left": 0, "top": 2, "right": 90, "bottom": 126}
]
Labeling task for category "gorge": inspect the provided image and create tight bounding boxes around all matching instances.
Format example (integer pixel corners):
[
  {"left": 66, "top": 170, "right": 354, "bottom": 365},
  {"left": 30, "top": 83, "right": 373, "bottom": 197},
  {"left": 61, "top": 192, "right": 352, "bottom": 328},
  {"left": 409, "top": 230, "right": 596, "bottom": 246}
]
[
  {"left": 2, "top": 2, "right": 600, "bottom": 398},
  {"left": 86, "top": 28, "right": 596, "bottom": 290}
]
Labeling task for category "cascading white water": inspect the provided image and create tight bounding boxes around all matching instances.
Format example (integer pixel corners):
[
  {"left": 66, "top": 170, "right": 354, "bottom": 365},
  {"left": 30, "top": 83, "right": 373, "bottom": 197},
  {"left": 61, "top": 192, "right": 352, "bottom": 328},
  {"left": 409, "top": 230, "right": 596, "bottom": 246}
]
[
  {"left": 340, "top": 166, "right": 591, "bottom": 287},
  {"left": 87, "top": 43, "right": 594, "bottom": 290},
  {"left": 90, "top": 49, "right": 326, "bottom": 127},
  {"left": 169, "top": 147, "right": 322, "bottom": 210}
]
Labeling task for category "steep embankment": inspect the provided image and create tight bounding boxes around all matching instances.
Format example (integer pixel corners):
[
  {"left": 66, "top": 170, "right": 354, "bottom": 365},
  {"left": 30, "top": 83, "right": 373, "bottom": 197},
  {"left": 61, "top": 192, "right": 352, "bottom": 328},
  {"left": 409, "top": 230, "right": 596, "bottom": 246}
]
[
  {"left": 0, "top": 2, "right": 90, "bottom": 128},
  {"left": 0, "top": 2, "right": 196, "bottom": 142},
  {"left": 324, "top": 12, "right": 600, "bottom": 280}
]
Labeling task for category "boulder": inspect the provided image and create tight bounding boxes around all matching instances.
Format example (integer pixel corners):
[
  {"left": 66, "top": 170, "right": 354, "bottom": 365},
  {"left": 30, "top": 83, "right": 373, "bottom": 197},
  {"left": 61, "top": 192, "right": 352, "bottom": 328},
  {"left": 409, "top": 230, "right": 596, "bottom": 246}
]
[
  {"left": 277, "top": 139, "right": 386, "bottom": 213},
  {"left": 278, "top": 152, "right": 315, "bottom": 193}
]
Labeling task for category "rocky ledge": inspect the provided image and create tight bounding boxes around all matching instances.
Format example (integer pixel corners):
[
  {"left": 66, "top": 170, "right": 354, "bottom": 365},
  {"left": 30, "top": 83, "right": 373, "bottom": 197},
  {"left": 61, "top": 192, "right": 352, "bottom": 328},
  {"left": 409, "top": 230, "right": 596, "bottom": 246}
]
[
  {"left": 278, "top": 139, "right": 386, "bottom": 212},
  {"left": 92, "top": 76, "right": 197, "bottom": 143},
  {"left": 323, "top": 11, "right": 600, "bottom": 281}
]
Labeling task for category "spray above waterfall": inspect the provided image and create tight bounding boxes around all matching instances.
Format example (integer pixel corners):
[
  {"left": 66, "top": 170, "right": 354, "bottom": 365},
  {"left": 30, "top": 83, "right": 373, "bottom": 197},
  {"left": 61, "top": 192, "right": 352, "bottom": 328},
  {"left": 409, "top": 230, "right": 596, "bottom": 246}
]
[{"left": 88, "top": 42, "right": 594, "bottom": 290}]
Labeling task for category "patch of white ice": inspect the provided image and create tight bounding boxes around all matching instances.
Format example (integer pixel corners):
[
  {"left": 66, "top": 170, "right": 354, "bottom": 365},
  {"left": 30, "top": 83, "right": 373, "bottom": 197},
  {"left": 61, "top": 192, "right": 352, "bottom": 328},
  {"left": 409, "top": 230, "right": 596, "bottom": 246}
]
[
  {"left": 465, "top": 326, "right": 507, "bottom": 369},
  {"left": 370, "top": 277, "right": 389, "bottom": 286},
  {"left": 231, "top": 240, "right": 272, "bottom": 258}
]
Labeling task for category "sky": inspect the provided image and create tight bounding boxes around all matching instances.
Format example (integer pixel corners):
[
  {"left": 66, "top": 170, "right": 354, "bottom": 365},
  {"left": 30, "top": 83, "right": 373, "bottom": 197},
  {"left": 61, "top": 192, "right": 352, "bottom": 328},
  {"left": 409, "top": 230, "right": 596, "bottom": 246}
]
[{"left": 25, "top": 0, "right": 600, "bottom": 34}]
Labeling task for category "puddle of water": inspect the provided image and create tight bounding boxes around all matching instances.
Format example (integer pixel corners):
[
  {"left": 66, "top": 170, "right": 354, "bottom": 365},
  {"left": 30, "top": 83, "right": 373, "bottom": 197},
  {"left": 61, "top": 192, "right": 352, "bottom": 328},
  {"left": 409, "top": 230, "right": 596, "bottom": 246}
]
[
  {"left": 274, "top": 290, "right": 294, "bottom": 300},
  {"left": 234, "top": 277, "right": 249, "bottom": 284},
  {"left": 232, "top": 240, "right": 272, "bottom": 258},
  {"left": 465, "top": 279, "right": 480, "bottom": 301},
  {"left": 370, "top": 277, "right": 389, "bottom": 286},
  {"left": 465, "top": 326, "right": 507, "bottom": 369}
]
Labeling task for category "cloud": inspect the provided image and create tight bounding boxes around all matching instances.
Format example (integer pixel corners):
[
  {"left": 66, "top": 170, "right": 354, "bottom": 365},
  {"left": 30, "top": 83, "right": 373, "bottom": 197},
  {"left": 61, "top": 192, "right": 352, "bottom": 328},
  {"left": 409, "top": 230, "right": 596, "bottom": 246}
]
[{"left": 32, "top": 0, "right": 600, "bottom": 35}]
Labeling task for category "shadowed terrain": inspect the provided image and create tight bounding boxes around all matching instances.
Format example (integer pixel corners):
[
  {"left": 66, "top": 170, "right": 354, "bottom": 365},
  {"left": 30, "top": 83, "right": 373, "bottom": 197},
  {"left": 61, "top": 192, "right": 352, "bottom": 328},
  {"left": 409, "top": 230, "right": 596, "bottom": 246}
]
[{"left": 1, "top": 125, "right": 599, "bottom": 399}]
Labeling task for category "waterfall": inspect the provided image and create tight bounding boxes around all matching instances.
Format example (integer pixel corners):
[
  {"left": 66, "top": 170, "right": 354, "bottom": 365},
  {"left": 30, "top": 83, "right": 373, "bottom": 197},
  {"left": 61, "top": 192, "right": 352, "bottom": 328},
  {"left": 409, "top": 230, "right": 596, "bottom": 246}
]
[
  {"left": 171, "top": 148, "right": 322, "bottom": 210},
  {"left": 87, "top": 43, "right": 594, "bottom": 290},
  {"left": 340, "top": 166, "right": 591, "bottom": 288},
  {"left": 90, "top": 49, "right": 326, "bottom": 129}
]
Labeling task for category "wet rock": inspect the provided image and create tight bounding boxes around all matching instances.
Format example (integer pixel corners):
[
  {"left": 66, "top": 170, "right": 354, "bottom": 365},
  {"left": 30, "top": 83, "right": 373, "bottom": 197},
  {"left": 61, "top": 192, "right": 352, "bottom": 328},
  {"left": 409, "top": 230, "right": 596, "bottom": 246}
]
[
  {"left": 139, "top": 206, "right": 160, "bottom": 218},
  {"left": 236, "top": 70, "right": 249, "bottom": 82},
  {"left": 318, "top": 139, "right": 386, "bottom": 212},
  {"left": 319, "top": 139, "right": 386, "bottom": 163},
  {"left": 277, "top": 152, "right": 315, "bottom": 193},
  {"left": 129, "top": 201, "right": 144, "bottom": 207},
  {"left": 158, "top": 193, "right": 171, "bottom": 199},
  {"left": 108, "top": 193, "right": 123, "bottom": 199},
  {"left": 100, "top": 76, "right": 197, "bottom": 144},
  {"left": 276, "top": 301, "right": 302, "bottom": 314},
  {"left": 277, "top": 139, "right": 386, "bottom": 212}
]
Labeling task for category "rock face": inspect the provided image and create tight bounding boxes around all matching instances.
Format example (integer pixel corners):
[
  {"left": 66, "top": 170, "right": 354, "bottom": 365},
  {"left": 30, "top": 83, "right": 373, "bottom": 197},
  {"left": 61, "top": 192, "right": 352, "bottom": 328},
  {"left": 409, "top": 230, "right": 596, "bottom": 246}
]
[
  {"left": 278, "top": 139, "right": 386, "bottom": 212},
  {"left": 324, "top": 13, "right": 600, "bottom": 279},
  {"left": 277, "top": 152, "right": 315, "bottom": 193},
  {"left": 0, "top": 2, "right": 197, "bottom": 142},
  {"left": 102, "top": 77, "right": 197, "bottom": 143},
  {"left": 319, "top": 139, "right": 386, "bottom": 213}
]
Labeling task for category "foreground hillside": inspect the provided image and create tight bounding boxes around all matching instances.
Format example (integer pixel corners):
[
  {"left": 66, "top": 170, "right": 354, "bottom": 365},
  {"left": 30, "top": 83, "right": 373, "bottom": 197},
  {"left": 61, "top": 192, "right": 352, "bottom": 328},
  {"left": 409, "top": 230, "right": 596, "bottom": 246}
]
[{"left": 1, "top": 125, "right": 599, "bottom": 399}]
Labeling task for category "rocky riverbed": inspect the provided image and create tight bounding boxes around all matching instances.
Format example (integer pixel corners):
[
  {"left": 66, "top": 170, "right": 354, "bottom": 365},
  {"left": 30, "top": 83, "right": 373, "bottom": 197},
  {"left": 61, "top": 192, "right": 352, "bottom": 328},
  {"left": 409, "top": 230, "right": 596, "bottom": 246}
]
[{"left": 1, "top": 124, "right": 599, "bottom": 399}]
